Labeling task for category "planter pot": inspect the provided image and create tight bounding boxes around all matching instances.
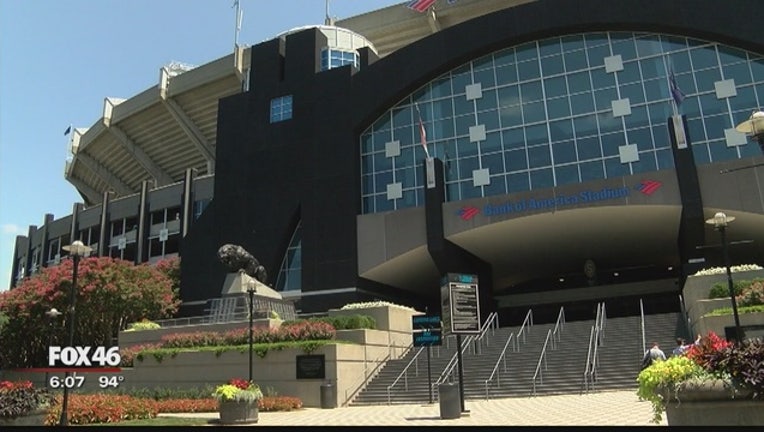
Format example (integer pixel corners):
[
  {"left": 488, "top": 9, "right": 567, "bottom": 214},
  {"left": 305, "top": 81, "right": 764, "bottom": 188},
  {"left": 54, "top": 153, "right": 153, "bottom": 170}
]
[
  {"left": 0, "top": 406, "right": 48, "bottom": 426},
  {"left": 218, "top": 399, "right": 259, "bottom": 424},
  {"left": 663, "top": 380, "right": 763, "bottom": 426}
]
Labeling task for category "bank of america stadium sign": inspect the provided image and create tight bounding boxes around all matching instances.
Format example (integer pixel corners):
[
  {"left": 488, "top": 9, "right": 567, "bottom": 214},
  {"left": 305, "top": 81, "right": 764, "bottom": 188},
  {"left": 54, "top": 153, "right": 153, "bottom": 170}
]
[{"left": 457, "top": 180, "right": 662, "bottom": 221}]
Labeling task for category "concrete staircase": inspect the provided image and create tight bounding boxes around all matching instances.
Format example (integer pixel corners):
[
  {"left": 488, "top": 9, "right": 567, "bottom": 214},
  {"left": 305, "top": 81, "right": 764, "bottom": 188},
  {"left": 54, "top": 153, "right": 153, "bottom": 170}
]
[{"left": 348, "top": 310, "right": 684, "bottom": 406}]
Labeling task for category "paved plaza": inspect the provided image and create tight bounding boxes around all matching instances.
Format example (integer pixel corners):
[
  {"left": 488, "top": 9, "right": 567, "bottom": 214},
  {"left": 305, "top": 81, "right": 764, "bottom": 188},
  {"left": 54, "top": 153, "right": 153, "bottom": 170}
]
[{"left": 161, "top": 389, "right": 667, "bottom": 426}]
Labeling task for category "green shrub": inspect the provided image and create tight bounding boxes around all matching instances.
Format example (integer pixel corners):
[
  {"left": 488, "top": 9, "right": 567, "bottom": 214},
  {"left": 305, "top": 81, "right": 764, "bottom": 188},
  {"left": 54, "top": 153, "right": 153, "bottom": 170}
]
[
  {"left": 307, "top": 315, "right": 376, "bottom": 330},
  {"left": 708, "top": 279, "right": 750, "bottom": 299},
  {"left": 125, "top": 319, "right": 162, "bottom": 332}
]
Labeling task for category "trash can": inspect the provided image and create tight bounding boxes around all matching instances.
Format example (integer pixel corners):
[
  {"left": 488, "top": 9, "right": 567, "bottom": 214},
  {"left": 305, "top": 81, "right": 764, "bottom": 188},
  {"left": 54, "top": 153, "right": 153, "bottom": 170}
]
[
  {"left": 320, "top": 381, "right": 336, "bottom": 409},
  {"left": 438, "top": 383, "right": 460, "bottom": 419}
]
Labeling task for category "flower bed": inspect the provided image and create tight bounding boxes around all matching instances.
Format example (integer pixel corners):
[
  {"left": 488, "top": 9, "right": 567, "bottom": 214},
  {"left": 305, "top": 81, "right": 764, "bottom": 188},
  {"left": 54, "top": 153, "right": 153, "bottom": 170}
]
[{"left": 637, "top": 331, "right": 764, "bottom": 425}]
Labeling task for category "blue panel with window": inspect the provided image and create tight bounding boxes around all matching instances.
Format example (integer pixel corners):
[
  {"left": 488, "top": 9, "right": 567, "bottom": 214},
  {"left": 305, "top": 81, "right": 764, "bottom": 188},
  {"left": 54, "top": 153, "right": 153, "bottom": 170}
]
[{"left": 270, "top": 95, "right": 293, "bottom": 123}]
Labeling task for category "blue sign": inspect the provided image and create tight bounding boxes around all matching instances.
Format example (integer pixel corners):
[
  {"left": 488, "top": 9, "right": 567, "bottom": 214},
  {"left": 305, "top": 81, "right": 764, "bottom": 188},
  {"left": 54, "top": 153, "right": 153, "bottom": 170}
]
[
  {"left": 413, "top": 329, "right": 442, "bottom": 347},
  {"left": 412, "top": 315, "right": 441, "bottom": 330}
]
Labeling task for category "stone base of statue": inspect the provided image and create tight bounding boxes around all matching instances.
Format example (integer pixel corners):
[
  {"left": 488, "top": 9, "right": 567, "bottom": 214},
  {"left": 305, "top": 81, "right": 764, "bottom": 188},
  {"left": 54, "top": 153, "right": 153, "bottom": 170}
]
[{"left": 221, "top": 270, "right": 282, "bottom": 299}]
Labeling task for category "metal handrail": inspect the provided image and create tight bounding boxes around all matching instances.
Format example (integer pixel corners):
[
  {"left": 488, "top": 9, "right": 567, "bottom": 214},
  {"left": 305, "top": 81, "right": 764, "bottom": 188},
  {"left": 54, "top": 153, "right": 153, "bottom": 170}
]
[
  {"left": 639, "top": 298, "right": 646, "bottom": 356},
  {"left": 433, "top": 334, "right": 476, "bottom": 388},
  {"left": 532, "top": 329, "right": 553, "bottom": 396},
  {"left": 483, "top": 332, "right": 517, "bottom": 399},
  {"left": 590, "top": 303, "right": 605, "bottom": 389},
  {"left": 343, "top": 352, "right": 390, "bottom": 406},
  {"left": 582, "top": 325, "right": 596, "bottom": 394},
  {"left": 432, "top": 312, "right": 497, "bottom": 390},
  {"left": 531, "top": 306, "right": 565, "bottom": 396},
  {"left": 472, "top": 312, "right": 499, "bottom": 354},
  {"left": 517, "top": 309, "right": 534, "bottom": 344},
  {"left": 386, "top": 346, "right": 426, "bottom": 404}
]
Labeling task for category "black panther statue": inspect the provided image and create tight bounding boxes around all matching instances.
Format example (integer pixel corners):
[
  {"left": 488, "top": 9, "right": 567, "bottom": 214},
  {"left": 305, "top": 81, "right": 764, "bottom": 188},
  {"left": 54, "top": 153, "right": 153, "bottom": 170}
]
[{"left": 217, "top": 243, "right": 268, "bottom": 283}]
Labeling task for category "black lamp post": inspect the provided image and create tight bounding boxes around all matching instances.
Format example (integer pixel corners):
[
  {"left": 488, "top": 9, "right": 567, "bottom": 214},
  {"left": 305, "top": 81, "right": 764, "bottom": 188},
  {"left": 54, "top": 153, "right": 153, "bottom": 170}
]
[
  {"left": 247, "top": 278, "right": 256, "bottom": 383},
  {"left": 59, "top": 240, "right": 92, "bottom": 426},
  {"left": 705, "top": 212, "right": 743, "bottom": 343},
  {"left": 45, "top": 308, "right": 62, "bottom": 387}
]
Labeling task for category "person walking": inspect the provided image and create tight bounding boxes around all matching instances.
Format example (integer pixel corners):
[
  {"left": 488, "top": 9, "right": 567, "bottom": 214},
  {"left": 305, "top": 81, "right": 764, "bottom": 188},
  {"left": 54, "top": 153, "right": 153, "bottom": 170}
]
[
  {"left": 672, "top": 334, "right": 701, "bottom": 356},
  {"left": 641, "top": 342, "right": 666, "bottom": 370}
]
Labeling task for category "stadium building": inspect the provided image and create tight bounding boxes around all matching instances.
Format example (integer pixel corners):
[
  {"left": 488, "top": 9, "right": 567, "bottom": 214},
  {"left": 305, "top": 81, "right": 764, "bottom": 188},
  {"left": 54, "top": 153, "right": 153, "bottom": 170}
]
[{"left": 9, "top": 0, "right": 764, "bottom": 324}]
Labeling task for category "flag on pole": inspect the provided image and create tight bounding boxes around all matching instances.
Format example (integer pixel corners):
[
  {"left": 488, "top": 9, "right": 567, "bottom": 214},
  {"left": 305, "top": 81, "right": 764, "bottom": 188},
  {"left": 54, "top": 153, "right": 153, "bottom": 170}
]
[
  {"left": 414, "top": 104, "right": 431, "bottom": 159},
  {"left": 64, "top": 125, "right": 71, "bottom": 136},
  {"left": 406, "top": 0, "right": 437, "bottom": 13},
  {"left": 669, "top": 70, "right": 685, "bottom": 107}
]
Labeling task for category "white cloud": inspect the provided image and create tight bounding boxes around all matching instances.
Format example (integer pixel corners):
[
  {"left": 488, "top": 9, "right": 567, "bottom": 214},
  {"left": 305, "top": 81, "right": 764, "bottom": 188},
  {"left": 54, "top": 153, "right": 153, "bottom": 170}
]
[{"left": 2, "top": 224, "right": 26, "bottom": 235}]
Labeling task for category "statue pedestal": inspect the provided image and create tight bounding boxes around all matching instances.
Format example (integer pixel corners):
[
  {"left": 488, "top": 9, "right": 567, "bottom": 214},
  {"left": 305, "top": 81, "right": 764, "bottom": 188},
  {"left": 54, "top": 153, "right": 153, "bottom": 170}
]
[{"left": 221, "top": 271, "right": 282, "bottom": 300}]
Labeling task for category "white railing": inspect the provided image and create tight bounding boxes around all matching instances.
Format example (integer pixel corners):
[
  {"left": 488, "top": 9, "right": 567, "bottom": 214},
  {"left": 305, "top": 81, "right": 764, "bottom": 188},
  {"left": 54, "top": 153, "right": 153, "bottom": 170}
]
[
  {"left": 343, "top": 352, "right": 390, "bottom": 406},
  {"left": 430, "top": 312, "right": 498, "bottom": 394},
  {"left": 640, "top": 298, "right": 646, "bottom": 356},
  {"left": 517, "top": 309, "right": 534, "bottom": 344},
  {"left": 483, "top": 332, "right": 517, "bottom": 399},
  {"left": 531, "top": 306, "right": 565, "bottom": 396},
  {"left": 386, "top": 346, "right": 427, "bottom": 404},
  {"left": 582, "top": 302, "right": 606, "bottom": 394}
]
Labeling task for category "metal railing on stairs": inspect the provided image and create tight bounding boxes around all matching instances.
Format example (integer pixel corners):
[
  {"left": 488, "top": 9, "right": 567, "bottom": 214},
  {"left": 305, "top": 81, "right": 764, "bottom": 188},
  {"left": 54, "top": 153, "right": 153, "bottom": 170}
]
[
  {"left": 582, "top": 302, "right": 606, "bottom": 394},
  {"left": 517, "top": 309, "right": 534, "bottom": 344},
  {"left": 483, "top": 332, "right": 517, "bottom": 399},
  {"left": 483, "top": 308, "right": 533, "bottom": 399},
  {"left": 531, "top": 306, "right": 565, "bottom": 396},
  {"left": 342, "top": 352, "right": 391, "bottom": 406},
  {"left": 427, "top": 312, "right": 498, "bottom": 397},
  {"left": 385, "top": 344, "right": 428, "bottom": 405}
]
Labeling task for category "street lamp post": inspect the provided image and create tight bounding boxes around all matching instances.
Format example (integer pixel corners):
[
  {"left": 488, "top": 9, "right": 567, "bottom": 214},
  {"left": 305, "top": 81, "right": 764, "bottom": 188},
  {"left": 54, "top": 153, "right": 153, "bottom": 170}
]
[
  {"left": 59, "top": 240, "right": 92, "bottom": 426},
  {"left": 247, "top": 279, "right": 256, "bottom": 383},
  {"left": 44, "top": 308, "right": 62, "bottom": 387},
  {"left": 705, "top": 212, "right": 743, "bottom": 343}
]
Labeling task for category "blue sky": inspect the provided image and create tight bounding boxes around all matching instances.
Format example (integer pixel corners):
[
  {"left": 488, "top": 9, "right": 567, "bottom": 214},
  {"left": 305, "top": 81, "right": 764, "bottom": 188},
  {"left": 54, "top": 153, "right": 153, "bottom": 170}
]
[{"left": 0, "top": 0, "right": 411, "bottom": 290}]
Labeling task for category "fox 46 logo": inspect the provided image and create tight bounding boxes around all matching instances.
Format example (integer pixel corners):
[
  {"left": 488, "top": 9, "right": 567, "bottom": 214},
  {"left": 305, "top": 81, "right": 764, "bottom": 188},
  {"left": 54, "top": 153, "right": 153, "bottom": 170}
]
[{"left": 49, "top": 346, "right": 121, "bottom": 368}]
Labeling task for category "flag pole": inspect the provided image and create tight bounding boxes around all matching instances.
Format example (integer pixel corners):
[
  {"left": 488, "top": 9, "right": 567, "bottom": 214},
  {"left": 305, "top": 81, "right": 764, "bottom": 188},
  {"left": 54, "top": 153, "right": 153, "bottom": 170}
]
[
  {"left": 415, "top": 103, "right": 432, "bottom": 159},
  {"left": 233, "top": 0, "right": 242, "bottom": 50}
]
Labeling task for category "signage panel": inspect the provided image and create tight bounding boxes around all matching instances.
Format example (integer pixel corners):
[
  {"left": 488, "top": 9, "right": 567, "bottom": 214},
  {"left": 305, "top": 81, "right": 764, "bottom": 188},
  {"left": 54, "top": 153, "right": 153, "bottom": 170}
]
[
  {"left": 412, "top": 314, "right": 442, "bottom": 346},
  {"left": 441, "top": 273, "right": 481, "bottom": 335}
]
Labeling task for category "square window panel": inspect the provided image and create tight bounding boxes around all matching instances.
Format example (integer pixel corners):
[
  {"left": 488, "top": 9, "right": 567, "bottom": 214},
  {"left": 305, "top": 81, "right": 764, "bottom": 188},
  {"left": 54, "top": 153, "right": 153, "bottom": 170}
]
[
  {"left": 474, "top": 68, "right": 496, "bottom": 87},
  {"left": 460, "top": 180, "right": 482, "bottom": 200},
  {"left": 483, "top": 177, "right": 507, "bottom": 197},
  {"left": 386, "top": 183, "right": 402, "bottom": 200},
  {"left": 709, "top": 140, "right": 739, "bottom": 162},
  {"left": 570, "top": 93, "right": 595, "bottom": 115},
  {"left": 473, "top": 168, "right": 490, "bottom": 187},
  {"left": 470, "top": 124, "right": 487, "bottom": 142},
  {"left": 604, "top": 55, "right": 624, "bottom": 73},
  {"left": 714, "top": 79, "right": 737, "bottom": 98},
  {"left": 552, "top": 140, "right": 577, "bottom": 164},
  {"left": 577, "top": 136, "right": 602, "bottom": 160},
  {"left": 530, "top": 168, "right": 554, "bottom": 189},
  {"left": 618, "top": 144, "right": 640, "bottom": 163},
  {"left": 385, "top": 140, "right": 401, "bottom": 157},
  {"left": 612, "top": 98, "right": 632, "bottom": 117},
  {"left": 554, "top": 164, "right": 580, "bottom": 186},
  {"left": 505, "top": 149, "right": 529, "bottom": 171},
  {"left": 502, "top": 127, "right": 525, "bottom": 150},
  {"left": 466, "top": 83, "right": 483, "bottom": 101},
  {"left": 507, "top": 172, "right": 530, "bottom": 192},
  {"left": 604, "top": 157, "right": 630, "bottom": 177},
  {"left": 724, "top": 128, "right": 747, "bottom": 147}
]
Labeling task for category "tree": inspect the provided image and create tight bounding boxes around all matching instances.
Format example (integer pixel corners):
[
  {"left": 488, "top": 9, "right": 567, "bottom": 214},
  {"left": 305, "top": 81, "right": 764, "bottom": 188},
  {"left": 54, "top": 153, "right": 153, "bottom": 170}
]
[{"left": 0, "top": 256, "right": 180, "bottom": 369}]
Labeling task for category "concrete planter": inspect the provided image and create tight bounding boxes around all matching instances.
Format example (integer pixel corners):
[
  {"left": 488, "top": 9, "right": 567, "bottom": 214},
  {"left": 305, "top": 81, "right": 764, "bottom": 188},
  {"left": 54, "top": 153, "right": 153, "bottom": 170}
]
[
  {"left": 218, "top": 399, "right": 258, "bottom": 424},
  {"left": 663, "top": 380, "right": 763, "bottom": 426}
]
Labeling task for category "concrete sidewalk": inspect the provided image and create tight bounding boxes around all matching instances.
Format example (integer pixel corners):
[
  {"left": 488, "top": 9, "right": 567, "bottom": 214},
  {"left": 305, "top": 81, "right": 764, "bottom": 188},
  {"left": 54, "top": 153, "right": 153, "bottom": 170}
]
[{"left": 160, "top": 389, "right": 667, "bottom": 426}]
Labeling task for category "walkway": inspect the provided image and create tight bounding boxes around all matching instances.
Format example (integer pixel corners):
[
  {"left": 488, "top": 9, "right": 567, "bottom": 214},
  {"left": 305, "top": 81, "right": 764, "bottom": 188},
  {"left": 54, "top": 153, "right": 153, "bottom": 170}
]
[{"left": 160, "top": 389, "right": 667, "bottom": 426}]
